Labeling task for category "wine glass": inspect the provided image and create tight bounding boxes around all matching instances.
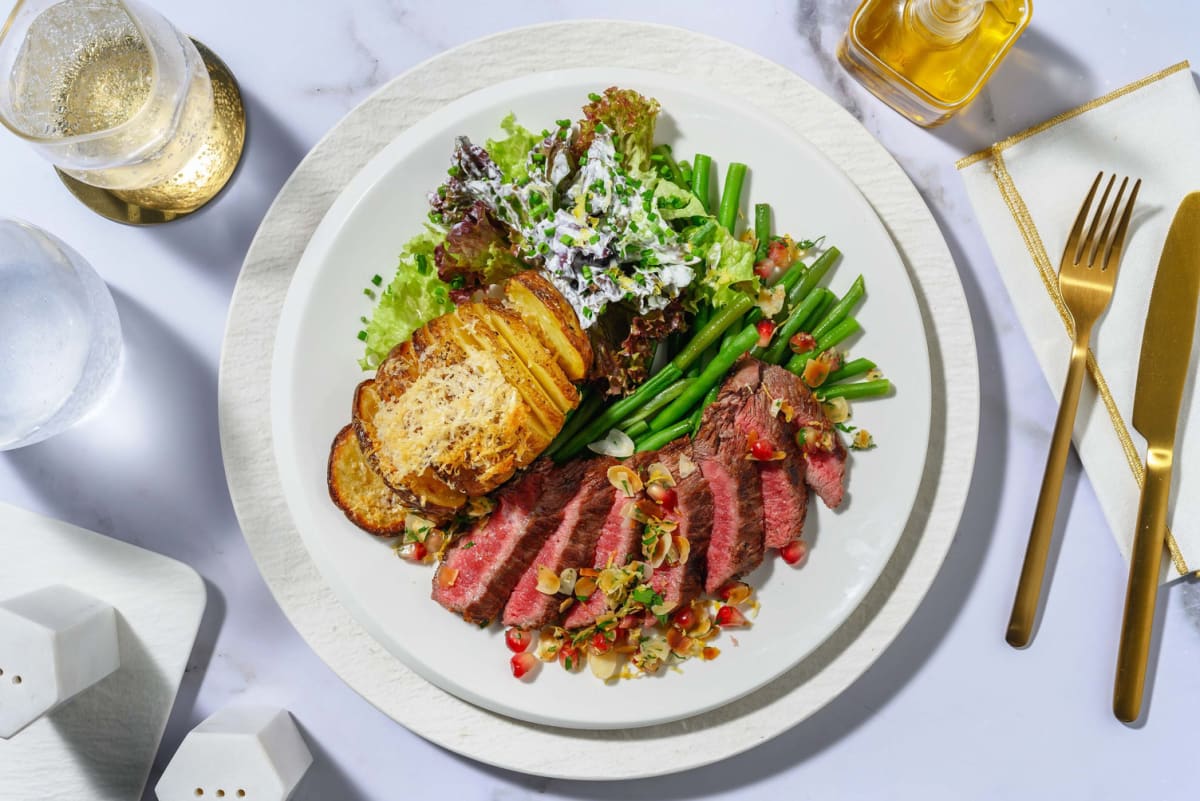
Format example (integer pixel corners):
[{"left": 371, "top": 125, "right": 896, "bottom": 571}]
[
  {"left": 0, "top": 0, "right": 245, "bottom": 223},
  {"left": 0, "top": 219, "right": 122, "bottom": 450}
]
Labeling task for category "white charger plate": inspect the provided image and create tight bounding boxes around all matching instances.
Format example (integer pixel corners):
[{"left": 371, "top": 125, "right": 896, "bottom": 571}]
[
  {"left": 221, "top": 20, "right": 977, "bottom": 778},
  {"left": 271, "top": 68, "right": 931, "bottom": 730}
]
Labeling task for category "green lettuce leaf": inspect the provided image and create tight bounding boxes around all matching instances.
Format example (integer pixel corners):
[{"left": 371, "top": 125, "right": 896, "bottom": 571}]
[
  {"left": 359, "top": 229, "right": 455, "bottom": 371},
  {"left": 689, "top": 222, "right": 759, "bottom": 311},
  {"left": 652, "top": 178, "right": 707, "bottom": 221},
  {"left": 485, "top": 113, "right": 539, "bottom": 183}
]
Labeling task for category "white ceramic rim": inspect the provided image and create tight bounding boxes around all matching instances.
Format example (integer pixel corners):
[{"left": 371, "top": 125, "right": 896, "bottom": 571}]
[{"left": 219, "top": 20, "right": 979, "bottom": 779}]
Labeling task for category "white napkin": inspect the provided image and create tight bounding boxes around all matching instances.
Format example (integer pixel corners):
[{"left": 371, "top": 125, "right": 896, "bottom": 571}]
[{"left": 959, "top": 61, "right": 1200, "bottom": 577}]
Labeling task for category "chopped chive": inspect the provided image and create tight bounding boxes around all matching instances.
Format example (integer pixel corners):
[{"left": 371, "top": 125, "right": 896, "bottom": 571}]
[
  {"left": 371, "top": 274, "right": 383, "bottom": 286},
  {"left": 362, "top": 288, "right": 376, "bottom": 300},
  {"left": 588, "top": 92, "right": 602, "bottom": 102},
  {"left": 557, "top": 118, "right": 571, "bottom": 128},
  {"left": 356, "top": 330, "right": 367, "bottom": 341},
  {"left": 447, "top": 165, "right": 460, "bottom": 177}
]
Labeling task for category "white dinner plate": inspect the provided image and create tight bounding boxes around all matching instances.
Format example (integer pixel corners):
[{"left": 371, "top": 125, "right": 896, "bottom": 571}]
[{"left": 269, "top": 67, "right": 931, "bottom": 730}]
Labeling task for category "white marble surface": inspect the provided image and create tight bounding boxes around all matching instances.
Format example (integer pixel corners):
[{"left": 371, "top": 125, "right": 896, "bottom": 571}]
[{"left": 1, "top": 2, "right": 1199, "bottom": 799}]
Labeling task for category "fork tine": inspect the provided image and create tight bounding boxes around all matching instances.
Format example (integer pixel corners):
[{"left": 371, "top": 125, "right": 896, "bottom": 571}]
[
  {"left": 1092, "top": 176, "right": 1129, "bottom": 267},
  {"left": 1080, "top": 174, "right": 1117, "bottom": 266},
  {"left": 1062, "top": 172, "right": 1104, "bottom": 269},
  {"left": 1103, "top": 178, "right": 1142, "bottom": 273}
]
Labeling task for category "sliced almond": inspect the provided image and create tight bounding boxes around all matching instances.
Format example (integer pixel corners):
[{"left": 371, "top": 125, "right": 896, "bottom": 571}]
[
  {"left": 558, "top": 567, "right": 578, "bottom": 595},
  {"left": 589, "top": 648, "right": 620, "bottom": 680},
  {"left": 536, "top": 565, "right": 561, "bottom": 595},
  {"left": 645, "top": 462, "right": 675, "bottom": 488},
  {"left": 607, "top": 464, "right": 644, "bottom": 497},
  {"left": 676, "top": 453, "right": 698, "bottom": 478}
]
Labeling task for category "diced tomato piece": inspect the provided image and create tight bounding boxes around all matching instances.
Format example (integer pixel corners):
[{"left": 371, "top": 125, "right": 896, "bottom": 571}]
[
  {"left": 789, "top": 332, "right": 817, "bottom": 354},
  {"left": 558, "top": 644, "right": 582, "bottom": 671},
  {"left": 505, "top": 627, "right": 530, "bottom": 653}
]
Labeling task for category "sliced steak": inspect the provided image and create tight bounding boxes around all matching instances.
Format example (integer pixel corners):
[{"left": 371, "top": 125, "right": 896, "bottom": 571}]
[
  {"left": 563, "top": 455, "right": 651, "bottom": 629},
  {"left": 760, "top": 363, "right": 847, "bottom": 509},
  {"left": 730, "top": 361, "right": 810, "bottom": 549},
  {"left": 432, "top": 460, "right": 574, "bottom": 625},
  {"left": 694, "top": 384, "right": 766, "bottom": 595},
  {"left": 647, "top": 441, "right": 713, "bottom": 611},
  {"left": 502, "top": 458, "right": 617, "bottom": 629}
]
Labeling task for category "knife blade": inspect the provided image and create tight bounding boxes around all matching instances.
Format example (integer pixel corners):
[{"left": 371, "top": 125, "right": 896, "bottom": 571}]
[
  {"left": 1115, "top": 192, "right": 1200, "bottom": 722},
  {"left": 1131, "top": 193, "right": 1200, "bottom": 440}
]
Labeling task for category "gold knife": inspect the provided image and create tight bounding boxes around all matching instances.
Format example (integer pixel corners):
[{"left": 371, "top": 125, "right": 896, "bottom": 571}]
[{"left": 1114, "top": 192, "right": 1200, "bottom": 722}]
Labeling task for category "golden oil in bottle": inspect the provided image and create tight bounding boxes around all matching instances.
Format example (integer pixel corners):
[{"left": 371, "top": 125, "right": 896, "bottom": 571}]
[{"left": 838, "top": 0, "right": 1032, "bottom": 127}]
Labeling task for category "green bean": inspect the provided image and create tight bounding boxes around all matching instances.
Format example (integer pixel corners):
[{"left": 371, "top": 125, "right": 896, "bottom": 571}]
[
  {"left": 717, "top": 162, "right": 747, "bottom": 233},
  {"left": 691, "top": 154, "right": 713, "bottom": 213},
  {"left": 635, "top": 420, "right": 693, "bottom": 453},
  {"left": 817, "top": 378, "right": 892, "bottom": 401},
  {"left": 621, "top": 378, "right": 694, "bottom": 429},
  {"left": 546, "top": 389, "right": 602, "bottom": 458},
  {"left": 555, "top": 366, "right": 681, "bottom": 459},
  {"left": 826, "top": 357, "right": 876, "bottom": 385},
  {"left": 671, "top": 293, "right": 755, "bottom": 372},
  {"left": 811, "top": 275, "right": 865, "bottom": 340},
  {"left": 652, "top": 323, "right": 760, "bottom": 431},
  {"left": 556, "top": 294, "right": 755, "bottom": 458},
  {"left": 624, "top": 420, "right": 650, "bottom": 440},
  {"left": 761, "top": 288, "right": 834, "bottom": 364},
  {"left": 754, "top": 203, "right": 771, "bottom": 261},
  {"left": 784, "top": 317, "right": 862, "bottom": 375},
  {"left": 782, "top": 246, "right": 841, "bottom": 314}
]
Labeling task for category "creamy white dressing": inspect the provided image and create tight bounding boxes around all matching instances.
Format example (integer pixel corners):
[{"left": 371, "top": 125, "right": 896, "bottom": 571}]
[{"left": 451, "top": 125, "right": 697, "bottom": 328}]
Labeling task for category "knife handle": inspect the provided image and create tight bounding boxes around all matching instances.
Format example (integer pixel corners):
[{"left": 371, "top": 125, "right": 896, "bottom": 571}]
[
  {"left": 1007, "top": 337, "right": 1089, "bottom": 647},
  {"left": 1114, "top": 447, "right": 1171, "bottom": 722}
]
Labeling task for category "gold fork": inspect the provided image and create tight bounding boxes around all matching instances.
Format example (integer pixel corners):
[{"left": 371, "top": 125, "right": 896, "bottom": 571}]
[{"left": 1007, "top": 172, "right": 1141, "bottom": 648}]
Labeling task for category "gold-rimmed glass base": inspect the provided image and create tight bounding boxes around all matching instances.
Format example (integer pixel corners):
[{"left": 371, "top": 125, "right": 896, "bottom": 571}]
[{"left": 54, "top": 39, "right": 245, "bottom": 225}]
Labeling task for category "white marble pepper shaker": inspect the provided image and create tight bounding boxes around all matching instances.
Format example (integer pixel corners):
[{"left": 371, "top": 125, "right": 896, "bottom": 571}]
[
  {"left": 156, "top": 706, "right": 313, "bottom": 801},
  {"left": 0, "top": 584, "right": 120, "bottom": 739}
]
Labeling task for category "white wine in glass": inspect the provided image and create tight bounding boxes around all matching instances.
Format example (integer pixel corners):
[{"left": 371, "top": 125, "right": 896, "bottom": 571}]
[{"left": 0, "top": 0, "right": 244, "bottom": 217}]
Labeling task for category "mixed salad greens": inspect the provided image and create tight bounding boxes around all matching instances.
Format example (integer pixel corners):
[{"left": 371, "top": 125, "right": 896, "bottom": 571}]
[{"left": 358, "top": 86, "right": 891, "bottom": 454}]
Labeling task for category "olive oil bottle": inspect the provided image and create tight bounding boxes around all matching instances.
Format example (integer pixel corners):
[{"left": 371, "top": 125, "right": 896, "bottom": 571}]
[{"left": 838, "top": 0, "right": 1032, "bottom": 127}]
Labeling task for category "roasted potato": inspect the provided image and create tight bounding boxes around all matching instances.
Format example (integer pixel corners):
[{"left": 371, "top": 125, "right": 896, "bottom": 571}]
[
  {"left": 480, "top": 303, "right": 579, "bottom": 413},
  {"left": 352, "top": 378, "right": 468, "bottom": 520},
  {"left": 503, "top": 271, "right": 593, "bottom": 381},
  {"left": 328, "top": 424, "right": 409, "bottom": 535}
]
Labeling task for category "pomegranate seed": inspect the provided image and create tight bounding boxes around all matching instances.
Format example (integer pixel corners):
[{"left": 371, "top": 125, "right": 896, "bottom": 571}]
[
  {"left": 672, "top": 605, "right": 695, "bottom": 630},
  {"left": 750, "top": 438, "right": 776, "bottom": 461},
  {"left": 755, "top": 319, "right": 775, "bottom": 347},
  {"left": 591, "top": 632, "right": 612, "bottom": 653},
  {"left": 404, "top": 541, "right": 427, "bottom": 561},
  {"left": 754, "top": 260, "right": 773, "bottom": 281},
  {"left": 789, "top": 332, "right": 816, "bottom": 354},
  {"left": 716, "top": 605, "right": 748, "bottom": 627},
  {"left": 510, "top": 652, "right": 538, "bottom": 679},
  {"left": 558, "top": 644, "right": 581, "bottom": 671},
  {"left": 505, "top": 627, "right": 530, "bottom": 653},
  {"left": 780, "top": 539, "right": 808, "bottom": 565}
]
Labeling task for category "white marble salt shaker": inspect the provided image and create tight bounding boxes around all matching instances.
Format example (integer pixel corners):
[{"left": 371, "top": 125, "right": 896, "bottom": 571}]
[
  {"left": 156, "top": 706, "right": 313, "bottom": 801},
  {"left": 0, "top": 584, "right": 121, "bottom": 739}
]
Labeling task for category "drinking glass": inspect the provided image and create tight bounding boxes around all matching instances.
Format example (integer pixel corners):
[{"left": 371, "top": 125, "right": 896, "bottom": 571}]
[
  {"left": 0, "top": 0, "right": 244, "bottom": 219},
  {"left": 0, "top": 219, "right": 122, "bottom": 450}
]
